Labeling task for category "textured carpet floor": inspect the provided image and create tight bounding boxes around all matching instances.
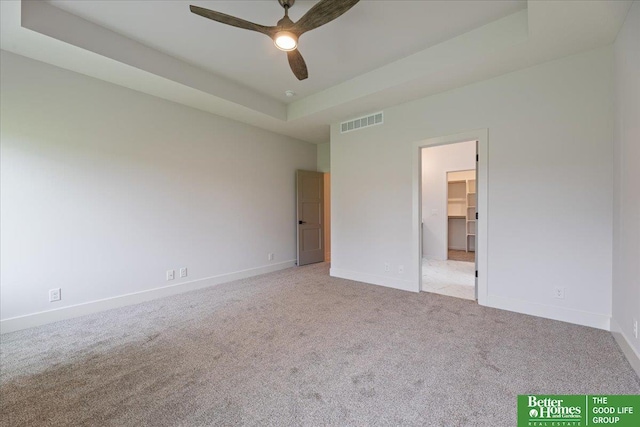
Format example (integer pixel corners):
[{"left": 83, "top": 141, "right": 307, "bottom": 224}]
[{"left": 1, "top": 263, "right": 638, "bottom": 426}]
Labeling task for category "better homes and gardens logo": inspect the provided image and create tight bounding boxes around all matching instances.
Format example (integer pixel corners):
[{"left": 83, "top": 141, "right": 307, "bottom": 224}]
[
  {"left": 518, "top": 395, "right": 640, "bottom": 427},
  {"left": 522, "top": 395, "right": 584, "bottom": 425}
]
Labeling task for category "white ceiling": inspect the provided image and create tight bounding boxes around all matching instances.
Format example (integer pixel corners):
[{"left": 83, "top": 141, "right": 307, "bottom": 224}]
[
  {"left": 46, "top": 0, "right": 527, "bottom": 102},
  {"left": 0, "top": 1, "right": 633, "bottom": 143}
]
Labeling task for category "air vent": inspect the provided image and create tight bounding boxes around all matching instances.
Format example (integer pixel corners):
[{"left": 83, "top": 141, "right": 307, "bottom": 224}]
[{"left": 340, "top": 112, "right": 383, "bottom": 133}]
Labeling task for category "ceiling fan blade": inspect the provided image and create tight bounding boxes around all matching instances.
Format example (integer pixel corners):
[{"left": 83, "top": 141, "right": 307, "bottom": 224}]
[
  {"left": 287, "top": 49, "right": 308, "bottom": 81},
  {"left": 190, "top": 5, "right": 276, "bottom": 37},
  {"left": 292, "top": 0, "right": 360, "bottom": 36}
]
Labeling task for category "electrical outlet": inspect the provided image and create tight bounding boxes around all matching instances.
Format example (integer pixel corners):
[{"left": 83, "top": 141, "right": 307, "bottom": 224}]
[
  {"left": 554, "top": 287, "right": 565, "bottom": 299},
  {"left": 384, "top": 262, "right": 390, "bottom": 272},
  {"left": 166, "top": 270, "right": 175, "bottom": 281},
  {"left": 398, "top": 265, "right": 404, "bottom": 274},
  {"left": 49, "top": 288, "right": 61, "bottom": 302},
  {"left": 179, "top": 267, "right": 187, "bottom": 278},
  {"left": 268, "top": 253, "right": 274, "bottom": 261},
  {"left": 634, "top": 318, "right": 638, "bottom": 339}
]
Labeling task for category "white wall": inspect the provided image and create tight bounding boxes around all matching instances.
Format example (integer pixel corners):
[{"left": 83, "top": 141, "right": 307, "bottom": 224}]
[
  {"left": 315, "top": 143, "right": 331, "bottom": 261},
  {"left": 421, "top": 141, "right": 475, "bottom": 259},
  {"left": 331, "top": 46, "right": 614, "bottom": 329},
  {"left": 317, "top": 143, "right": 330, "bottom": 173},
  {"left": 0, "top": 51, "right": 316, "bottom": 330},
  {"left": 612, "top": 1, "right": 640, "bottom": 372}
]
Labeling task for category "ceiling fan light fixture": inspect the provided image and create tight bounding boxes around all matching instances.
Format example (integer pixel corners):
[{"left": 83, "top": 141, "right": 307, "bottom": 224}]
[
  {"left": 274, "top": 31, "right": 298, "bottom": 51},
  {"left": 190, "top": 0, "right": 362, "bottom": 80}
]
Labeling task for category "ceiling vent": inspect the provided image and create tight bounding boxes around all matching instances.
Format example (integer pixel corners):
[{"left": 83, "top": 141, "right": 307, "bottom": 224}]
[{"left": 340, "top": 112, "right": 383, "bottom": 134}]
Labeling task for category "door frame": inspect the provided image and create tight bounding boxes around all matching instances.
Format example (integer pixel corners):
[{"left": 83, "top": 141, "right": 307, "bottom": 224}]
[{"left": 412, "top": 129, "right": 488, "bottom": 305}]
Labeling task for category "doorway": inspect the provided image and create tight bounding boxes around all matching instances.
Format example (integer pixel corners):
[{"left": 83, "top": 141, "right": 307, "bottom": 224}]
[
  {"left": 296, "top": 170, "right": 331, "bottom": 266},
  {"left": 412, "top": 129, "right": 488, "bottom": 304},
  {"left": 296, "top": 170, "right": 325, "bottom": 266},
  {"left": 421, "top": 142, "right": 476, "bottom": 300}
]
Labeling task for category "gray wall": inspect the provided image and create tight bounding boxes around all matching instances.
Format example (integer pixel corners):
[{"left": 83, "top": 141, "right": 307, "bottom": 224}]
[
  {"left": 317, "top": 143, "right": 330, "bottom": 173},
  {"left": 330, "top": 46, "right": 614, "bottom": 330},
  {"left": 0, "top": 51, "right": 316, "bottom": 326},
  {"left": 612, "top": 1, "right": 640, "bottom": 365}
]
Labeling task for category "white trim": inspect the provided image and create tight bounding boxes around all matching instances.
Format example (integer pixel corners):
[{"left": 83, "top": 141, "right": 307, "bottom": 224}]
[
  {"left": 486, "top": 294, "right": 611, "bottom": 330},
  {"left": 413, "top": 129, "right": 489, "bottom": 305},
  {"left": 1, "top": 260, "right": 296, "bottom": 334},
  {"left": 330, "top": 268, "right": 416, "bottom": 293},
  {"left": 611, "top": 318, "right": 640, "bottom": 378}
]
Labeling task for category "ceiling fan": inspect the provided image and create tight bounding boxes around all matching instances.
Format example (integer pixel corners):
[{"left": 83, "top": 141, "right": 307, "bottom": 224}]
[{"left": 189, "top": 0, "right": 360, "bottom": 81}]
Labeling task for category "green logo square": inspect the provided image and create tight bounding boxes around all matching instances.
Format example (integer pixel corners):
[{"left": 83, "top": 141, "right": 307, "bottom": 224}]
[{"left": 518, "top": 395, "right": 640, "bottom": 427}]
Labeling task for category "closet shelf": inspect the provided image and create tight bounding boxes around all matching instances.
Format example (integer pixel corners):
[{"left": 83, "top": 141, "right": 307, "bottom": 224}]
[
  {"left": 448, "top": 174, "right": 476, "bottom": 253},
  {"left": 466, "top": 179, "right": 476, "bottom": 252}
]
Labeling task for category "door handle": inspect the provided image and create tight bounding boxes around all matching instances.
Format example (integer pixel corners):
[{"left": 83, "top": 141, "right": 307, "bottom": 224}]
[{"left": 298, "top": 220, "right": 306, "bottom": 224}]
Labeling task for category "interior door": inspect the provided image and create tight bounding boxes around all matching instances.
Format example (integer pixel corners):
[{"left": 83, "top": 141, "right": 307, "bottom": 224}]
[{"left": 297, "top": 170, "right": 324, "bottom": 266}]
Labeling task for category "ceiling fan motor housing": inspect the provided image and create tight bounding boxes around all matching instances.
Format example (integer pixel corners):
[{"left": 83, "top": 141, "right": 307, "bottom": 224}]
[{"left": 278, "top": 0, "right": 295, "bottom": 9}]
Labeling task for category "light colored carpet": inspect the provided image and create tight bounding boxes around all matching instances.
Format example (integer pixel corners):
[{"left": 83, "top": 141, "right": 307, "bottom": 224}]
[
  {"left": 1, "top": 263, "right": 638, "bottom": 426},
  {"left": 448, "top": 250, "right": 475, "bottom": 263},
  {"left": 422, "top": 258, "right": 475, "bottom": 300}
]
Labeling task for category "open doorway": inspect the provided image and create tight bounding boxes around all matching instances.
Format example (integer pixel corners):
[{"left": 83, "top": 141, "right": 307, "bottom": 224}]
[{"left": 421, "top": 141, "right": 477, "bottom": 300}]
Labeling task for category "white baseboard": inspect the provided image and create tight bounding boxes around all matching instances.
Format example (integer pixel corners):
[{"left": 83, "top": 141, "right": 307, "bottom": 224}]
[
  {"left": 1, "top": 260, "right": 296, "bottom": 334},
  {"left": 486, "top": 294, "right": 610, "bottom": 330},
  {"left": 328, "top": 270, "right": 609, "bottom": 330},
  {"left": 330, "top": 268, "right": 418, "bottom": 293},
  {"left": 610, "top": 318, "right": 640, "bottom": 379}
]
